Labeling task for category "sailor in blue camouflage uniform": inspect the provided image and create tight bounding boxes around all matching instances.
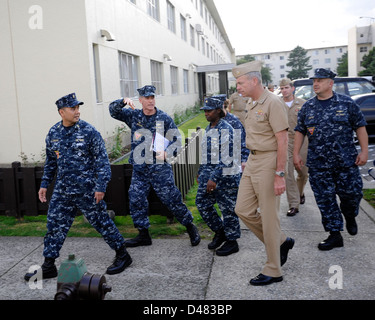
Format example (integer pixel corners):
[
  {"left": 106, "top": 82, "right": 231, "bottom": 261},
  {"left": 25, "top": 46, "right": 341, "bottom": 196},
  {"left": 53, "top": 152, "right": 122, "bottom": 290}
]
[
  {"left": 196, "top": 97, "right": 241, "bottom": 256},
  {"left": 294, "top": 69, "right": 368, "bottom": 250},
  {"left": 222, "top": 98, "right": 250, "bottom": 171},
  {"left": 213, "top": 94, "right": 249, "bottom": 170},
  {"left": 109, "top": 85, "right": 200, "bottom": 247},
  {"left": 24, "top": 93, "right": 132, "bottom": 282}
]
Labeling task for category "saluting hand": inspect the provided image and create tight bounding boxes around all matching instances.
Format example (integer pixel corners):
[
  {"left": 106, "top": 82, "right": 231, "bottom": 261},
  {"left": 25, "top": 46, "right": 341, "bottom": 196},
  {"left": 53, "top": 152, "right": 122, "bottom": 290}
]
[{"left": 123, "top": 97, "right": 136, "bottom": 110}]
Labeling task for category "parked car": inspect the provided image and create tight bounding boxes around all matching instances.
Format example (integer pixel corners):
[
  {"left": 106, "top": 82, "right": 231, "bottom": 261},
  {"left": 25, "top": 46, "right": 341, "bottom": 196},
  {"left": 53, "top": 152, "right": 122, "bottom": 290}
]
[
  {"left": 352, "top": 93, "right": 375, "bottom": 139},
  {"left": 294, "top": 77, "right": 375, "bottom": 101}
]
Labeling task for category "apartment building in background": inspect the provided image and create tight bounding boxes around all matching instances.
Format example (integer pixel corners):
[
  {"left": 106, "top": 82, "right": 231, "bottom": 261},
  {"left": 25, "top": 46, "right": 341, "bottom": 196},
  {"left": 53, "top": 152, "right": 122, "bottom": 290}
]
[
  {"left": 348, "top": 22, "right": 375, "bottom": 76},
  {"left": 238, "top": 45, "right": 348, "bottom": 86},
  {"left": 1, "top": 0, "right": 235, "bottom": 164}
]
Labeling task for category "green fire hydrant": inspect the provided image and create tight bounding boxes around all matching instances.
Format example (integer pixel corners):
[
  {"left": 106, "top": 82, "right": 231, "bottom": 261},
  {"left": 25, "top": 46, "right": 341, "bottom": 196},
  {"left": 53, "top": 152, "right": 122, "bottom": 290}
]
[{"left": 54, "top": 254, "right": 112, "bottom": 300}]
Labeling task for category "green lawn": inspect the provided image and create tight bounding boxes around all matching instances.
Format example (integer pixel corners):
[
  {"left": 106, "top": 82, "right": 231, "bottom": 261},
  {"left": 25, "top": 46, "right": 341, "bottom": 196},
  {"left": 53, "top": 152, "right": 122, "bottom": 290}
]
[
  {"left": 178, "top": 112, "right": 207, "bottom": 138},
  {"left": 363, "top": 189, "right": 375, "bottom": 208}
]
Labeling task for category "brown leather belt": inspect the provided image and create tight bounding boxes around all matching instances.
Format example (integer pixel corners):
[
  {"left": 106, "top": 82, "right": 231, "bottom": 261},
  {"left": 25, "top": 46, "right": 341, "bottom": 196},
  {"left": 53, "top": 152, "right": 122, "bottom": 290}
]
[{"left": 250, "top": 150, "right": 275, "bottom": 155}]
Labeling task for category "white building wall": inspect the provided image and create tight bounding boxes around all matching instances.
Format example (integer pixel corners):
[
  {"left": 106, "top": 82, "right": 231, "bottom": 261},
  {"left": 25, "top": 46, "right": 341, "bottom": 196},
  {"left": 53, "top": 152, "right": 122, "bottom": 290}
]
[
  {"left": 348, "top": 24, "right": 375, "bottom": 76},
  {"left": 0, "top": 0, "right": 234, "bottom": 164},
  {"left": 1, "top": 0, "right": 93, "bottom": 165}
]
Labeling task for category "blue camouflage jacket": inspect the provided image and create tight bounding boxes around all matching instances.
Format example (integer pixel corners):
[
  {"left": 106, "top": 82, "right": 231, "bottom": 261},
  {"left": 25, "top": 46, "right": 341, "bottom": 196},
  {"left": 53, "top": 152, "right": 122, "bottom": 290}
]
[
  {"left": 223, "top": 112, "right": 250, "bottom": 163},
  {"left": 295, "top": 92, "right": 367, "bottom": 169},
  {"left": 109, "top": 99, "right": 181, "bottom": 170},
  {"left": 198, "top": 118, "right": 241, "bottom": 186},
  {"left": 41, "top": 120, "right": 111, "bottom": 194}
]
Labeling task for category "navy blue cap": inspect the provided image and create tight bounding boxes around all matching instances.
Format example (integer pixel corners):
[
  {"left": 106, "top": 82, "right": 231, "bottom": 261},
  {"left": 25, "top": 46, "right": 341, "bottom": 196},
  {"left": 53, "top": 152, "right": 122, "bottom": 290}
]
[
  {"left": 200, "top": 97, "right": 223, "bottom": 110},
  {"left": 212, "top": 94, "right": 227, "bottom": 102},
  {"left": 55, "top": 93, "right": 84, "bottom": 110},
  {"left": 137, "top": 85, "right": 156, "bottom": 97},
  {"left": 310, "top": 68, "right": 336, "bottom": 79}
]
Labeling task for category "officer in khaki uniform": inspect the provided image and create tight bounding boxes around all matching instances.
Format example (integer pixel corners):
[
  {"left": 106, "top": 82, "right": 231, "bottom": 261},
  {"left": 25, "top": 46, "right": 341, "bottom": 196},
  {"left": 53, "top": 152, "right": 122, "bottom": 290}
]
[
  {"left": 233, "top": 61, "right": 295, "bottom": 286},
  {"left": 279, "top": 78, "right": 309, "bottom": 217},
  {"left": 228, "top": 91, "right": 248, "bottom": 126}
]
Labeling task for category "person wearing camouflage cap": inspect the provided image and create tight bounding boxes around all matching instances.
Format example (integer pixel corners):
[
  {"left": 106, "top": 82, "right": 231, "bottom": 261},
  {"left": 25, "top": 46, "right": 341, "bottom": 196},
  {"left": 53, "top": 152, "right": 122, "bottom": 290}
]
[
  {"left": 109, "top": 85, "right": 200, "bottom": 248},
  {"left": 196, "top": 97, "right": 242, "bottom": 256},
  {"left": 25, "top": 93, "right": 132, "bottom": 282},
  {"left": 294, "top": 68, "right": 368, "bottom": 250}
]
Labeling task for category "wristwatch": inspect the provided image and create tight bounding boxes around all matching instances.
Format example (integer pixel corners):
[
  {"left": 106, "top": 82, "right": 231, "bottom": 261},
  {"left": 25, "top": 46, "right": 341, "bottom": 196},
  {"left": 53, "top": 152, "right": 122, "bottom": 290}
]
[{"left": 275, "top": 171, "right": 285, "bottom": 177}]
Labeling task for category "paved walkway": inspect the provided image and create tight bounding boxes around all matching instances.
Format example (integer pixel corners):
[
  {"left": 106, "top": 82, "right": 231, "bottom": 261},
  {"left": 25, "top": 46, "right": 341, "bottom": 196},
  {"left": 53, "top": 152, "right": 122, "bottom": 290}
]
[{"left": 0, "top": 181, "right": 375, "bottom": 301}]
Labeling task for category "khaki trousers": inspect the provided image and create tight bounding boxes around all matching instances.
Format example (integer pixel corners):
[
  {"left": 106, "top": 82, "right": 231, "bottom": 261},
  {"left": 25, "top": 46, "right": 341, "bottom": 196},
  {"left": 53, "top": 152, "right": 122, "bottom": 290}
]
[
  {"left": 286, "top": 137, "right": 309, "bottom": 208},
  {"left": 235, "top": 151, "right": 286, "bottom": 277}
]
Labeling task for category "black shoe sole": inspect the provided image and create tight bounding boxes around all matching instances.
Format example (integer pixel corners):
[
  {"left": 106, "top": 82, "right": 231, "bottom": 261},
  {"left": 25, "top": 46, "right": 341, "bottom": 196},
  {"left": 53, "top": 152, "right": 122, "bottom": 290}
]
[
  {"left": 250, "top": 275, "right": 283, "bottom": 286},
  {"left": 124, "top": 240, "right": 152, "bottom": 248},
  {"left": 216, "top": 247, "right": 239, "bottom": 256},
  {"left": 106, "top": 257, "right": 133, "bottom": 275}
]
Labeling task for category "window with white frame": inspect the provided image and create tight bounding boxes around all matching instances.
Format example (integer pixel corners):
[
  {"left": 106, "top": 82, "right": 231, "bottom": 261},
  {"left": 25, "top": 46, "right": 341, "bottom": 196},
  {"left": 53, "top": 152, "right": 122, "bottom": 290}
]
[
  {"left": 93, "top": 44, "right": 102, "bottom": 103},
  {"left": 150, "top": 60, "right": 163, "bottom": 95},
  {"left": 147, "top": 0, "right": 159, "bottom": 21},
  {"left": 119, "top": 52, "right": 139, "bottom": 98},
  {"left": 180, "top": 15, "right": 187, "bottom": 41},
  {"left": 183, "top": 69, "right": 189, "bottom": 94},
  {"left": 190, "top": 25, "right": 195, "bottom": 47},
  {"left": 167, "top": 1, "right": 175, "bottom": 33},
  {"left": 170, "top": 66, "right": 178, "bottom": 95}
]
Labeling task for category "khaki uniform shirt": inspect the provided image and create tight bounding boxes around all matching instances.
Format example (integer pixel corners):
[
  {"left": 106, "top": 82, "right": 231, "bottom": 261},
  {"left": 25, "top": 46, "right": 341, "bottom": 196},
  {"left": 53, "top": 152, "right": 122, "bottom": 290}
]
[
  {"left": 229, "top": 92, "right": 248, "bottom": 125},
  {"left": 284, "top": 97, "right": 306, "bottom": 141},
  {"left": 245, "top": 89, "right": 288, "bottom": 151}
]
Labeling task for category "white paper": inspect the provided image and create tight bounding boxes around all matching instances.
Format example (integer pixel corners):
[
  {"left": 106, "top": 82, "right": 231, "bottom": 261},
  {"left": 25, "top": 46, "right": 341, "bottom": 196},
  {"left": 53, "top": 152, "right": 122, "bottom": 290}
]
[{"left": 153, "top": 132, "right": 170, "bottom": 153}]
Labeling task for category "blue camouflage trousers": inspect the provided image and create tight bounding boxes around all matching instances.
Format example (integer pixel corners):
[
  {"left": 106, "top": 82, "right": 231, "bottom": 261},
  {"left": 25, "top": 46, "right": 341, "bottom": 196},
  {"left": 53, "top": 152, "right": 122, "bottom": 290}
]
[
  {"left": 43, "top": 191, "right": 125, "bottom": 259},
  {"left": 309, "top": 166, "right": 363, "bottom": 232},
  {"left": 129, "top": 165, "right": 193, "bottom": 229},
  {"left": 195, "top": 171, "right": 241, "bottom": 240}
]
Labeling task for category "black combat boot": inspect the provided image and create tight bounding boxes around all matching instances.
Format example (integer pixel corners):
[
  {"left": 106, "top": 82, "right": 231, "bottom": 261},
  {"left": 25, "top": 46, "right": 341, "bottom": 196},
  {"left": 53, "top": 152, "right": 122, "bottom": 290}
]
[
  {"left": 24, "top": 257, "right": 58, "bottom": 281},
  {"left": 318, "top": 231, "right": 344, "bottom": 251},
  {"left": 344, "top": 216, "right": 358, "bottom": 235},
  {"left": 216, "top": 240, "right": 239, "bottom": 256},
  {"left": 186, "top": 223, "right": 201, "bottom": 246},
  {"left": 124, "top": 228, "right": 152, "bottom": 247},
  {"left": 208, "top": 228, "right": 226, "bottom": 250},
  {"left": 106, "top": 244, "right": 133, "bottom": 275}
]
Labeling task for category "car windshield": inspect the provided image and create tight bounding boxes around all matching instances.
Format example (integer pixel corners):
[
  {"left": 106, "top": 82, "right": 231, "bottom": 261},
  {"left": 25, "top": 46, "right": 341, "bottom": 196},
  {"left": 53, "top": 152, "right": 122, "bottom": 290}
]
[
  {"left": 294, "top": 79, "right": 375, "bottom": 100},
  {"left": 347, "top": 81, "right": 374, "bottom": 96},
  {"left": 295, "top": 85, "right": 314, "bottom": 100}
]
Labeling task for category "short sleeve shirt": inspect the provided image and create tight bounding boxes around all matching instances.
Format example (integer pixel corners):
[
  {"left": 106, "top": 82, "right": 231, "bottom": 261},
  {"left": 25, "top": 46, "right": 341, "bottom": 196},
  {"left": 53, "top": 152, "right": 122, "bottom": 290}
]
[{"left": 245, "top": 89, "right": 289, "bottom": 151}]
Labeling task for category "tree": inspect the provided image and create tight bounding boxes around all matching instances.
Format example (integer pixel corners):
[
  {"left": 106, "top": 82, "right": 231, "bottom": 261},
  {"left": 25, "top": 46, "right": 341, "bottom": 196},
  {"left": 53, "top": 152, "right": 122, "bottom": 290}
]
[
  {"left": 336, "top": 52, "right": 348, "bottom": 76},
  {"left": 236, "top": 54, "right": 255, "bottom": 65},
  {"left": 286, "top": 46, "right": 312, "bottom": 80},
  {"left": 359, "top": 47, "right": 375, "bottom": 76}
]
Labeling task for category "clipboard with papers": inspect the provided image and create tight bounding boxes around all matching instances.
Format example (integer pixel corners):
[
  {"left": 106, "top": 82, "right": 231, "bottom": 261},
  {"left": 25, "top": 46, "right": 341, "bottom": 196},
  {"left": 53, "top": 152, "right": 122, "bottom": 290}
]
[{"left": 151, "top": 132, "right": 170, "bottom": 153}]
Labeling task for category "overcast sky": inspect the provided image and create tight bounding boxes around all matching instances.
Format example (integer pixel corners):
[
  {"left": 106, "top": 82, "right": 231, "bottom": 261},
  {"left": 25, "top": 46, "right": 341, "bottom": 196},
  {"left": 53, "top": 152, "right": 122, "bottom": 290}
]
[{"left": 214, "top": 0, "right": 375, "bottom": 55}]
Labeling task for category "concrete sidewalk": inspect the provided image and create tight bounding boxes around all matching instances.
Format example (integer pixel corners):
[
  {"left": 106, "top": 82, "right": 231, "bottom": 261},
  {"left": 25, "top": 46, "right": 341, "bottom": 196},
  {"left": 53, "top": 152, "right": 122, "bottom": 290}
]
[{"left": 0, "top": 181, "right": 375, "bottom": 301}]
